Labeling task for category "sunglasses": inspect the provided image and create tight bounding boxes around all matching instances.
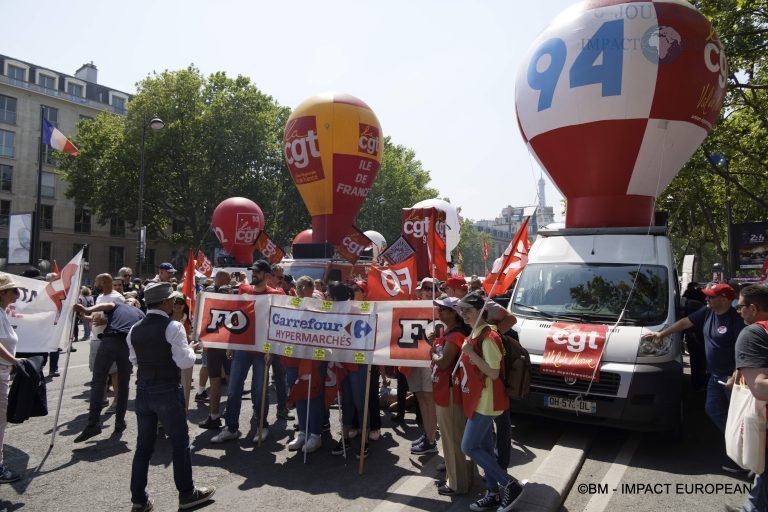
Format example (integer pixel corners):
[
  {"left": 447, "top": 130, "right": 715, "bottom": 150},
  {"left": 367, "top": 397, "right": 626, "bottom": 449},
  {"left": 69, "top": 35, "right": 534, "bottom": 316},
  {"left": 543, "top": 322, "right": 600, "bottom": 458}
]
[
  {"left": 437, "top": 306, "right": 453, "bottom": 313},
  {"left": 174, "top": 300, "right": 185, "bottom": 305},
  {"left": 736, "top": 303, "right": 751, "bottom": 312}
]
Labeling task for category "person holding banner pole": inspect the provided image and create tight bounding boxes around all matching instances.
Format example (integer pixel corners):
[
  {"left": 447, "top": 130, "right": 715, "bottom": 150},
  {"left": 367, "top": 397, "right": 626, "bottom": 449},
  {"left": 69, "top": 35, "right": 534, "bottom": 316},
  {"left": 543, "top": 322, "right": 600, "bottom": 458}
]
[{"left": 0, "top": 274, "right": 23, "bottom": 483}]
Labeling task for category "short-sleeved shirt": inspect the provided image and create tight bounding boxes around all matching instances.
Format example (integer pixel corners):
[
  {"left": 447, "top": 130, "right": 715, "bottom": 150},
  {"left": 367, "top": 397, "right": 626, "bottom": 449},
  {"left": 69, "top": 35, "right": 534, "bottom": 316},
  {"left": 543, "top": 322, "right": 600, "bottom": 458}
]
[
  {"left": 0, "top": 310, "right": 19, "bottom": 367},
  {"left": 735, "top": 323, "right": 768, "bottom": 371},
  {"left": 472, "top": 325, "right": 504, "bottom": 416},
  {"left": 688, "top": 306, "right": 744, "bottom": 375}
]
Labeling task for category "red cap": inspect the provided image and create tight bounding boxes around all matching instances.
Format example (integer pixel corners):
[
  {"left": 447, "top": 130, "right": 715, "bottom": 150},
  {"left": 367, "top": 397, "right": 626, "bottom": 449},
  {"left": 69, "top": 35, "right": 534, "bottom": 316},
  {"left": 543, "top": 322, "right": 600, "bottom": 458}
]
[
  {"left": 702, "top": 283, "right": 735, "bottom": 300},
  {"left": 445, "top": 276, "right": 468, "bottom": 290}
]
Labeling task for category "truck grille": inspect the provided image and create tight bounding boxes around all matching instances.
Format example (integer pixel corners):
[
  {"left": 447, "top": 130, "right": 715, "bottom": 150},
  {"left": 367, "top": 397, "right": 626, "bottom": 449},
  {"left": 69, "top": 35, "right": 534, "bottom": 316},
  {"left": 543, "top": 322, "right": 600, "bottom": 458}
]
[{"left": 531, "top": 364, "right": 621, "bottom": 396}]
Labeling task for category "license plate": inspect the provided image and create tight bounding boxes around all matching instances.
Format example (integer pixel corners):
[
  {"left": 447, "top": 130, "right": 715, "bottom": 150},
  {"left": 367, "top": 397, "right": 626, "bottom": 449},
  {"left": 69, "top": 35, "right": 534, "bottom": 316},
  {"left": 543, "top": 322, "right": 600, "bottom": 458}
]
[{"left": 545, "top": 395, "right": 596, "bottom": 414}]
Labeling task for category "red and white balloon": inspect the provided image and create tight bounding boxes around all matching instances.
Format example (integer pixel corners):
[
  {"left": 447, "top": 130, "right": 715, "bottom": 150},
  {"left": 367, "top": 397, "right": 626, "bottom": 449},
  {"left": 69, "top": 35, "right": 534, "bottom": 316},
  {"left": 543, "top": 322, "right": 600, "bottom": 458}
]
[{"left": 211, "top": 197, "right": 265, "bottom": 265}]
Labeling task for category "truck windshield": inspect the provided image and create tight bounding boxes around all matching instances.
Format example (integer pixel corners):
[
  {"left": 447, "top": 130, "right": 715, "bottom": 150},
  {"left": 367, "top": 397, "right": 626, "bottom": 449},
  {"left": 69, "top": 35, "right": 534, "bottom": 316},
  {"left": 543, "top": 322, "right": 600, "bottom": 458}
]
[{"left": 511, "top": 263, "right": 668, "bottom": 325}]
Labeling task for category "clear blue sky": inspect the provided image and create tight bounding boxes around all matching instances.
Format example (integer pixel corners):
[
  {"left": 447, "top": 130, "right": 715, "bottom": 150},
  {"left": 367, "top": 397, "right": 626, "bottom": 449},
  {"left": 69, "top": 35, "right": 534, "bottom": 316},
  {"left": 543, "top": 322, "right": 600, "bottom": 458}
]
[{"left": 4, "top": 0, "right": 576, "bottom": 222}]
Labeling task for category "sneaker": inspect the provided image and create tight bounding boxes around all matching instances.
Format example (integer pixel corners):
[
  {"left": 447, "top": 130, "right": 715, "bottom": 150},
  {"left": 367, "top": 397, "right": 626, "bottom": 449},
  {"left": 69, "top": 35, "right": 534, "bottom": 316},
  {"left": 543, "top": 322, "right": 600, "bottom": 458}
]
[
  {"left": 179, "top": 486, "right": 216, "bottom": 510},
  {"left": 411, "top": 440, "right": 439, "bottom": 455},
  {"left": 276, "top": 408, "right": 295, "bottom": 421},
  {"left": 498, "top": 479, "right": 524, "bottom": 512},
  {"left": 355, "top": 444, "right": 369, "bottom": 460},
  {"left": 211, "top": 429, "right": 241, "bottom": 443},
  {"left": 198, "top": 416, "right": 223, "bottom": 429},
  {"left": 74, "top": 424, "right": 102, "bottom": 443},
  {"left": 49, "top": 370, "right": 61, "bottom": 377},
  {"left": 368, "top": 429, "right": 381, "bottom": 441},
  {"left": 287, "top": 432, "right": 306, "bottom": 451},
  {"left": 130, "top": 498, "right": 154, "bottom": 512},
  {"left": 253, "top": 426, "right": 270, "bottom": 443},
  {"left": 721, "top": 463, "right": 746, "bottom": 474},
  {"left": 302, "top": 434, "right": 322, "bottom": 453},
  {"left": 347, "top": 428, "right": 359, "bottom": 439},
  {"left": 411, "top": 433, "right": 426, "bottom": 446},
  {"left": 331, "top": 438, "right": 347, "bottom": 456},
  {"left": 469, "top": 491, "right": 500, "bottom": 512},
  {"left": 0, "top": 466, "right": 21, "bottom": 483},
  {"left": 194, "top": 390, "right": 209, "bottom": 403}
]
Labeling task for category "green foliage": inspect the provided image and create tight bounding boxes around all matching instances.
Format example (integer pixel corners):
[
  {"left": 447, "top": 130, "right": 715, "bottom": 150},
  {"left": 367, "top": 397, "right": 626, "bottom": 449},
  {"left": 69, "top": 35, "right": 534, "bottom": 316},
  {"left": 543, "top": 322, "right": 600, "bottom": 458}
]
[{"left": 456, "top": 218, "right": 490, "bottom": 277}]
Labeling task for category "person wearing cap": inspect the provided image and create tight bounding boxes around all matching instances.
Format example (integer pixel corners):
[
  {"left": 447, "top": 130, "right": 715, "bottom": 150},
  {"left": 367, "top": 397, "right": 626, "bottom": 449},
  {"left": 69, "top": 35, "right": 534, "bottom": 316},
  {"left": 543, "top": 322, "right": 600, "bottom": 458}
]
[
  {"left": 415, "top": 277, "right": 440, "bottom": 299},
  {"left": 430, "top": 296, "right": 474, "bottom": 496},
  {"left": 0, "top": 273, "right": 23, "bottom": 483},
  {"left": 644, "top": 282, "right": 745, "bottom": 469},
  {"left": 127, "top": 282, "right": 214, "bottom": 511},
  {"left": 454, "top": 291, "right": 524, "bottom": 511},
  {"left": 151, "top": 262, "right": 177, "bottom": 284},
  {"left": 444, "top": 276, "right": 468, "bottom": 298},
  {"left": 73, "top": 294, "right": 146, "bottom": 443},
  {"left": 211, "top": 260, "right": 282, "bottom": 445}
]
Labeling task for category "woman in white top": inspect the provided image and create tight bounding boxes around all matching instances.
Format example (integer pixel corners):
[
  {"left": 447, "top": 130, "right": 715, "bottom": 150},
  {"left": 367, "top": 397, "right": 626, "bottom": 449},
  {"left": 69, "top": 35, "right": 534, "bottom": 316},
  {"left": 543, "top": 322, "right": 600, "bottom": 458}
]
[{"left": 0, "top": 272, "right": 22, "bottom": 483}]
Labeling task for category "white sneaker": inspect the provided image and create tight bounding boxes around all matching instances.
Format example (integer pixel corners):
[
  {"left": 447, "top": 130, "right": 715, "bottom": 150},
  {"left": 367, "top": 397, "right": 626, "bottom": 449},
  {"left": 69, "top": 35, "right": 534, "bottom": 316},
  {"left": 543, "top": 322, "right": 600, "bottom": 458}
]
[
  {"left": 302, "top": 434, "right": 322, "bottom": 453},
  {"left": 211, "top": 429, "right": 241, "bottom": 443},
  {"left": 253, "top": 426, "right": 270, "bottom": 443},
  {"left": 287, "top": 432, "right": 306, "bottom": 451}
]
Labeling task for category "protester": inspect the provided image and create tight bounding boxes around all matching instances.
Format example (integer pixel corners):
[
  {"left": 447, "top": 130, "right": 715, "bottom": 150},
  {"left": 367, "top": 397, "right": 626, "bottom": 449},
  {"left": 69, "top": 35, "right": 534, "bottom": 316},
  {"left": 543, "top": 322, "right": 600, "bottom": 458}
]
[
  {"left": 455, "top": 292, "right": 524, "bottom": 512},
  {"left": 0, "top": 273, "right": 22, "bottom": 483},
  {"left": 430, "top": 296, "right": 474, "bottom": 495},
  {"left": 87, "top": 274, "right": 125, "bottom": 413},
  {"left": 170, "top": 292, "right": 194, "bottom": 412},
  {"left": 127, "top": 282, "right": 214, "bottom": 511}
]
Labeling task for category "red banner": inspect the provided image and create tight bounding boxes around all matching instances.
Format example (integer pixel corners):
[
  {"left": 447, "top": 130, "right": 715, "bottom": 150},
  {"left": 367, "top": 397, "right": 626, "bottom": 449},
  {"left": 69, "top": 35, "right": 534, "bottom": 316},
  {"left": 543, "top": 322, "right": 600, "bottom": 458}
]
[
  {"left": 540, "top": 322, "right": 608, "bottom": 382},
  {"left": 336, "top": 226, "right": 372, "bottom": 265},
  {"left": 401, "top": 207, "right": 447, "bottom": 281},
  {"left": 483, "top": 217, "right": 531, "bottom": 296},
  {"left": 366, "top": 256, "right": 417, "bottom": 300},
  {"left": 182, "top": 249, "right": 196, "bottom": 317},
  {"left": 254, "top": 231, "right": 285, "bottom": 265},
  {"left": 196, "top": 296, "right": 258, "bottom": 347},
  {"left": 196, "top": 250, "right": 213, "bottom": 278}
]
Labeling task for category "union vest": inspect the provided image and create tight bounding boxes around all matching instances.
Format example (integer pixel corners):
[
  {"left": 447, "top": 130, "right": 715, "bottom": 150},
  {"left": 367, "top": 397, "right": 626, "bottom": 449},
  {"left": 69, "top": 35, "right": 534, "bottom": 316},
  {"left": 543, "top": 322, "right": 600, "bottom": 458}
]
[{"left": 130, "top": 314, "right": 179, "bottom": 383}]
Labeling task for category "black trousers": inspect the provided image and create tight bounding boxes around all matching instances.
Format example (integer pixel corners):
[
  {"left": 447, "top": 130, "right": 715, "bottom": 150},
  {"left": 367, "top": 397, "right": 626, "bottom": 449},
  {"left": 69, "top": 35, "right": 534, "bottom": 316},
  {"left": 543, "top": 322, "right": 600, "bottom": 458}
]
[{"left": 88, "top": 336, "right": 132, "bottom": 425}]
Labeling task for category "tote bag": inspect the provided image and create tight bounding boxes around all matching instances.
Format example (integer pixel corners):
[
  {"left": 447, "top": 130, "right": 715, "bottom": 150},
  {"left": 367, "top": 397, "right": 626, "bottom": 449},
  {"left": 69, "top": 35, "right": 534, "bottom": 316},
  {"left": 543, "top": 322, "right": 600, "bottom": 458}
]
[{"left": 725, "top": 381, "right": 767, "bottom": 474}]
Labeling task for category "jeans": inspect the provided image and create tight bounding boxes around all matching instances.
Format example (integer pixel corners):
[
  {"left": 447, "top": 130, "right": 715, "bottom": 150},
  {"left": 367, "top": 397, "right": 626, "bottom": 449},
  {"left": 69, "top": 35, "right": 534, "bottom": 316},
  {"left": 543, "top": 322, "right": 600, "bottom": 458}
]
[
  {"left": 88, "top": 336, "right": 132, "bottom": 424},
  {"left": 341, "top": 365, "right": 367, "bottom": 428},
  {"left": 742, "top": 453, "right": 768, "bottom": 512},
  {"left": 494, "top": 409, "right": 512, "bottom": 469},
  {"left": 224, "top": 350, "right": 268, "bottom": 433},
  {"left": 705, "top": 373, "right": 731, "bottom": 433},
  {"left": 130, "top": 380, "right": 193, "bottom": 504},
  {"left": 286, "top": 365, "right": 323, "bottom": 436},
  {"left": 461, "top": 412, "right": 511, "bottom": 491}
]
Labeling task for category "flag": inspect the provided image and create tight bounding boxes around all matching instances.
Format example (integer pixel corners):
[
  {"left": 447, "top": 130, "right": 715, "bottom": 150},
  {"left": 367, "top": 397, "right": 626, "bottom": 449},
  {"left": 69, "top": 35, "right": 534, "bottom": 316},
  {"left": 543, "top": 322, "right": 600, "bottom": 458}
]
[
  {"left": 182, "top": 249, "right": 196, "bottom": 317},
  {"left": 482, "top": 216, "right": 531, "bottom": 296},
  {"left": 366, "top": 255, "right": 417, "bottom": 300},
  {"left": 336, "top": 226, "right": 372, "bottom": 265},
  {"left": 254, "top": 231, "right": 285, "bottom": 264},
  {"left": 196, "top": 250, "right": 213, "bottom": 278},
  {"left": 42, "top": 118, "right": 79, "bottom": 157},
  {"left": 53, "top": 259, "right": 60, "bottom": 277}
]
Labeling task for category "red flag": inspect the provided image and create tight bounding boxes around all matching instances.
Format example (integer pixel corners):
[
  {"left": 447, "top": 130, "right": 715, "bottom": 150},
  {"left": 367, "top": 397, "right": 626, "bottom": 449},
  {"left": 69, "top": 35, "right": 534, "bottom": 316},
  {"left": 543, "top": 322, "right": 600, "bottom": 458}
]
[
  {"left": 53, "top": 260, "right": 60, "bottom": 277},
  {"left": 254, "top": 231, "right": 285, "bottom": 265},
  {"left": 401, "top": 207, "right": 447, "bottom": 280},
  {"left": 483, "top": 217, "right": 531, "bottom": 296},
  {"left": 181, "top": 249, "right": 196, "bottom": 317},
  {"left": 336, "top": 226, "right": 372, "bottom": 265},
  {"left": 286, "top": 359, "right": 322, "bottom": 408},
  {"left": 366, "top": 256, "right": 417, "bottom": 300},
  {"left": 196, "top": 250, "right": 213, "bottom": 278}
]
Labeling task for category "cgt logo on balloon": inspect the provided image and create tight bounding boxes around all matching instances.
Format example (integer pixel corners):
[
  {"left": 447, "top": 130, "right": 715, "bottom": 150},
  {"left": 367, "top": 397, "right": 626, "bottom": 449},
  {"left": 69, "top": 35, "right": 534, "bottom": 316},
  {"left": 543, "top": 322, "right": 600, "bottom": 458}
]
[
  {"left": 284, "top": 116, "right": 324, "bottom": 183},
  {"left": 358, "top": 123, "right": 381, "bottom": 157},
  {"left": 234, "top": 213, "right": 263, "bottom": 245}
]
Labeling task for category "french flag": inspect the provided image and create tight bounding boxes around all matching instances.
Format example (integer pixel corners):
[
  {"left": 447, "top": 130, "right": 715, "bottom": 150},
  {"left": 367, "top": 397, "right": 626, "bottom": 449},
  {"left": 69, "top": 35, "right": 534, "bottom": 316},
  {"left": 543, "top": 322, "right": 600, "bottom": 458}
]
[{"left": 42, "top": 118, "right": 79, "bottom": 156}]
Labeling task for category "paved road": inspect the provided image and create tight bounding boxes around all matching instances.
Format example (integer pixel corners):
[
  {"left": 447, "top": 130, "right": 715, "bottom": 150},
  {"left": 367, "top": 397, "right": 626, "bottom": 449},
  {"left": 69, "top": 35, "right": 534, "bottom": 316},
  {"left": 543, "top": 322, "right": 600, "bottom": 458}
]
[{"left": 0, "top": 344, "right": 563, "bottom": 512}]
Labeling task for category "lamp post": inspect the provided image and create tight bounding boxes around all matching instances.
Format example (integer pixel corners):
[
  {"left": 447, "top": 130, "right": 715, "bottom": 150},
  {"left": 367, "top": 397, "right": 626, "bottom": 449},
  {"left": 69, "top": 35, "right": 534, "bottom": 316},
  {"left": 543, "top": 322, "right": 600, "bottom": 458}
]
[
  {"left": 378, "top": 196, "right": 386, "bottom": 232},
  {"left": 709, "top": 153, "right": 732, "bottom": 279},
  {"left": 137, "top": 115, "right": 164, "bottom": 275}
]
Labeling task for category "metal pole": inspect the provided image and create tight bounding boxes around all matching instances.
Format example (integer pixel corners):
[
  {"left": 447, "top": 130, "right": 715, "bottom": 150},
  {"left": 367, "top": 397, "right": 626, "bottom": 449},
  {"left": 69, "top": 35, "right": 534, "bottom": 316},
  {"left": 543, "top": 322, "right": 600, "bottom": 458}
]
[
  {"left": 136, "top": 117, "right": 146, "bottom": 275},
  {"left": 725, "top": 165, "right": 733, "bottom": 279}
]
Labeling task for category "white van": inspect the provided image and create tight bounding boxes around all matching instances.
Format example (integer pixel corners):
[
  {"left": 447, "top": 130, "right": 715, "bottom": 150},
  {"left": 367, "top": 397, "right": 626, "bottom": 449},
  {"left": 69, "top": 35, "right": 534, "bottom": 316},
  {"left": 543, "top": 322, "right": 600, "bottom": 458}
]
[{"left": 509, "top": 226, "right": 683, "bottom": 433}]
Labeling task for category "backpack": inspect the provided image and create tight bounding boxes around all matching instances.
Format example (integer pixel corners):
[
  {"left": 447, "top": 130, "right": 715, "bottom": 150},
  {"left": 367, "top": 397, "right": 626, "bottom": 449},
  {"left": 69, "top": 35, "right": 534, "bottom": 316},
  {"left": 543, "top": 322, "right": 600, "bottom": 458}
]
[{"left": 480, "top": 327, "right": 531, "bottom": 401}]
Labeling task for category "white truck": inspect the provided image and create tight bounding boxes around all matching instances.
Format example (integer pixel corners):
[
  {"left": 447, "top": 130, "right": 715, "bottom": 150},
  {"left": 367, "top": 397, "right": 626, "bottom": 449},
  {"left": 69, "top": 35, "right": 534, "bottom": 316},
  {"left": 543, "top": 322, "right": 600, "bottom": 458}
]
[{"left": 509, "top": 226, "right": 683, "bottom": 433}]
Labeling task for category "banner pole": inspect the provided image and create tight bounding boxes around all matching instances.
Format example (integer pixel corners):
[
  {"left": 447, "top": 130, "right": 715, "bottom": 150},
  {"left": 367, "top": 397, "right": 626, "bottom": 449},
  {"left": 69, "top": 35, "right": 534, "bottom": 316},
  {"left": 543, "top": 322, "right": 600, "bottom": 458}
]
[
  {"left": 303, "top": 371, "right": 311, "bottom": 464},
  {"left": 257, "top": 353, "right": 270, "bottom": 448},
  {"left": 358, "top": 363, "right": 373, "bottom": 475}
]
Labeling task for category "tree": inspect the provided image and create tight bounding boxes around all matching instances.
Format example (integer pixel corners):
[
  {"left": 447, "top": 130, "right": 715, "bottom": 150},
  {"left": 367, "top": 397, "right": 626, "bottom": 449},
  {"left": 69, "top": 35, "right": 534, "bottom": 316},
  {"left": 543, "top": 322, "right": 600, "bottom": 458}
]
[{"left": 455, "top": 218, "right": 490, "bottom": 277}]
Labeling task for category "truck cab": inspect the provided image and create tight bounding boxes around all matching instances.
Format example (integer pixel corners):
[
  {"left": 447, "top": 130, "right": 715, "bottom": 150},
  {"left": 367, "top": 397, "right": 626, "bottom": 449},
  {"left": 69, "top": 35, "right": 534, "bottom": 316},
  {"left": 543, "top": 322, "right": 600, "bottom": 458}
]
[{"left": 509, "top": 226, "right": 683, "bottom": 432}]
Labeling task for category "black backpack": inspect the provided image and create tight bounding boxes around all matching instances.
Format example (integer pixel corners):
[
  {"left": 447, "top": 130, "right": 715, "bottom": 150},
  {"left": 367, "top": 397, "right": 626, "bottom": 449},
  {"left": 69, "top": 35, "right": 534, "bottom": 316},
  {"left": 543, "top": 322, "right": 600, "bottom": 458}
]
[{"left": 480, "top": 327, "right": 531, "bottom": 400}]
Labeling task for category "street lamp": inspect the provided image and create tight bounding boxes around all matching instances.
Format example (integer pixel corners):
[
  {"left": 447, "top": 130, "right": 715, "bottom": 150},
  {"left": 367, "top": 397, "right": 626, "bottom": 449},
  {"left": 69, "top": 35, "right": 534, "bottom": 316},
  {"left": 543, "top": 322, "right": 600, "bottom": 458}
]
[
  {"left": 137, "top": 115, "right": 164, "bottom": 275},
  {"left": 708, "top": 153, "right": 732, "bottom": 279}
]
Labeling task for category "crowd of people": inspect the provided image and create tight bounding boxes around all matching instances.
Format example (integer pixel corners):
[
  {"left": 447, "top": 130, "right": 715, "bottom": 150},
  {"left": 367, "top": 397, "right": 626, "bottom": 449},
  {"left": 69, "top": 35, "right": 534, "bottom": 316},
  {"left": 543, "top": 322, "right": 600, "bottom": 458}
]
[{"left": 2, "top": 259, "right": 768, "bottom": 511}]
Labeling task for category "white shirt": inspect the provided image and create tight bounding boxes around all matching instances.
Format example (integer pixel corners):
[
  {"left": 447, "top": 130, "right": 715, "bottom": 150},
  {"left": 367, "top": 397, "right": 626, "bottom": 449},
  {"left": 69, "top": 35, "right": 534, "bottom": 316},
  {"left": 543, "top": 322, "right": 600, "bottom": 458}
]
[
  {"left": 90, "top": 290, "right": 125, "bottom": 341},
  {"left": 0, "top": 309, "right": 19, "bottom": 367},
  {"left": 127, "top": 309, "right": 196, "bottom": 370}
]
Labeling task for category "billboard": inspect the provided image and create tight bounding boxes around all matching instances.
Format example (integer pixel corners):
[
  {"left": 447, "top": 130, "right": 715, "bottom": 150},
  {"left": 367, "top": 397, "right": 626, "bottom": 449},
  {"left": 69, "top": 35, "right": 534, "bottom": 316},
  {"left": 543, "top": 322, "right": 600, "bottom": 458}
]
[{"left": 733, "top": 222, "right": 768, "bottom": 270}]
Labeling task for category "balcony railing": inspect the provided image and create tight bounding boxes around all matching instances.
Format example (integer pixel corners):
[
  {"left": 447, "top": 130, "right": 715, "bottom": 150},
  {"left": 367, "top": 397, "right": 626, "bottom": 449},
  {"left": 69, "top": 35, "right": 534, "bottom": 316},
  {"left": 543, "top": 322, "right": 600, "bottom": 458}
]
[{"left": 0, "top": 74, "right": 126, "bottom": 114}]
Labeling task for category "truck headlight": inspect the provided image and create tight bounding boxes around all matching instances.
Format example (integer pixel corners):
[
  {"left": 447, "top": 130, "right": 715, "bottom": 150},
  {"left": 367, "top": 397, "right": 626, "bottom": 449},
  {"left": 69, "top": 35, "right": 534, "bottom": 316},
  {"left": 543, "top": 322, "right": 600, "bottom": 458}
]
[{"left": 638, "top": 337, "right": 672, "bottom": 357}]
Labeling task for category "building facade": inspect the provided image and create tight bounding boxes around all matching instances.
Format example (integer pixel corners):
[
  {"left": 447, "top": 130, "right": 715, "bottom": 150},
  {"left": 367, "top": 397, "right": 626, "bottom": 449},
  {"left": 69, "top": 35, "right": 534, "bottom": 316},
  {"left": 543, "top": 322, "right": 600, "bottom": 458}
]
[{"left": 0, "top": 54, "right": 171, "bottom": 280}]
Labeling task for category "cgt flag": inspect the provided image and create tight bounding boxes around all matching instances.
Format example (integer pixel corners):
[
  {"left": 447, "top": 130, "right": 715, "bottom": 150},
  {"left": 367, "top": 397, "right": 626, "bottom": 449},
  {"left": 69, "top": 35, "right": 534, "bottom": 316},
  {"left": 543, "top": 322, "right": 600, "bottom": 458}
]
[
  {"left": 182, "top": 249, "right": 196, "bottom": 317},
  {"left": 483, "top": 216, "right": 531, "bottom": 296},
  {"left": 196, "top": 250, "right": 214, "bottom": 278},
  {"left": 42, "top": 118, "right": 79, "bottom": 156},
  {"left": 254, "top": 231, "right": 285, "bottom": 265}
]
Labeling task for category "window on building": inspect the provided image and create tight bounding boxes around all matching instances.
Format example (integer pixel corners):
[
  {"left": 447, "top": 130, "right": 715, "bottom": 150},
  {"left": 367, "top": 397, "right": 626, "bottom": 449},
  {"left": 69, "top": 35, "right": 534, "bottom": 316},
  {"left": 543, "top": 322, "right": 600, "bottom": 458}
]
[
  {"left": 74, "top": 207, "right": 91, "bottom": 234},
  {"left": 67, "top": 82, "right": 83, "bottom": 97},
  {"left": 40, "top": 241, "right": 52, "bottom": 261},
  {"left": 0, "top": 164, "right": 11, "bottom": 192},
  {"left": 41, "top": 172, "right": 55, "bottom": 198},
  {"left": 109, "top": 246, "right": 124, "bottom": 272},
  {"left": 40, "top": 204, "right": 53, "bottom": 231},
  {"left": 111, "top": 96, "right": 126, "bottom": 114},
  {"left": 0, "top": 130, "right": 14, "bottom": 158},
  {"left": 0, "top": 95, "right": 17, "bottom": 124},
  {"left": 6, "top": 65, "right": 25, "bottom": 81},
  {"left": 110, "top": 216, "right": 125, "bottom": 237},
  {"left": 38, "top": 73, "right": 56, "bottom": 91},
  {"left": 0, "top": 200, "right": 9, "bottom": 227},
  {"left": 0, "top": 238, "right": 7, "bottom": 260}
]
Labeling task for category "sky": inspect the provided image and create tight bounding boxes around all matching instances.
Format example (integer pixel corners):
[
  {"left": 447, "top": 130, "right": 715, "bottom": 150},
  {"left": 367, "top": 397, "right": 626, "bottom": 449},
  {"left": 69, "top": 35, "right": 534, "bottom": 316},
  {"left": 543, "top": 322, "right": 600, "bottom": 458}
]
[{"left": 4, "top": 0, "right": 577, "bottom": 222}]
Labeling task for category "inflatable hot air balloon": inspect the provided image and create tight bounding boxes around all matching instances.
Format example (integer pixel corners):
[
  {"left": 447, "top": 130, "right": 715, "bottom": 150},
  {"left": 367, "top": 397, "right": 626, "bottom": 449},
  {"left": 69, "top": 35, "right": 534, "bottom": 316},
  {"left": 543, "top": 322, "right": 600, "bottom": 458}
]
[
  {"left": 211, "top": 197, "right": 265, "bottom": 265},
  {"left": 412, "top": 198, "right": 460, "bottom": 261},
  {"left": 292, "top": 229, "right": 313, "bottom": 247},
  {"left": 283, "top": 93, "right": 383, "bottom": 245},
  {"left": 515, "top": 0, "right": 726, "bottom": 228}
]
